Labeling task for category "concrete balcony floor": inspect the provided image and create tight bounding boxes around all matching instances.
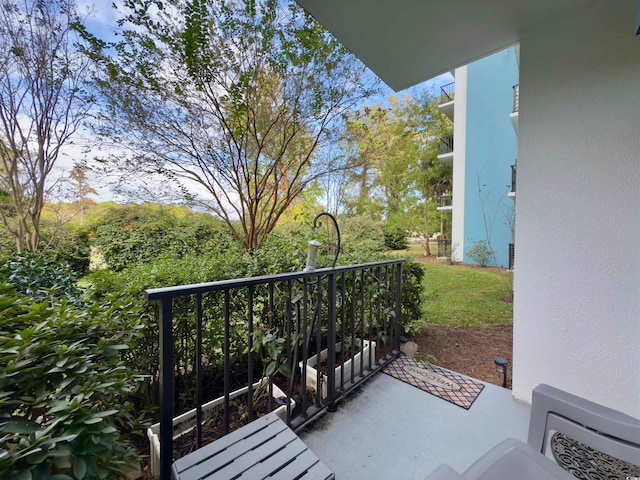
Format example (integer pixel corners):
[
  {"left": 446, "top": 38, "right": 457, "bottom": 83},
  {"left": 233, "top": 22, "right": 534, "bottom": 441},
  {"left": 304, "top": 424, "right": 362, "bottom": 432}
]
[{"left": 299, "top": 370, "right": 531, "bottom": 480}]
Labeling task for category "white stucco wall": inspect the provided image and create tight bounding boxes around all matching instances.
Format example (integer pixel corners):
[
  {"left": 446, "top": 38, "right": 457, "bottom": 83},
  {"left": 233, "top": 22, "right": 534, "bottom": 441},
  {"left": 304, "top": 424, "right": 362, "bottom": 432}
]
[
  {"left": 451, "top": 66, "right": 467, "bottom": 262},
  {"left": 513, "top": 1, "right": 640, "bottom": 416}
]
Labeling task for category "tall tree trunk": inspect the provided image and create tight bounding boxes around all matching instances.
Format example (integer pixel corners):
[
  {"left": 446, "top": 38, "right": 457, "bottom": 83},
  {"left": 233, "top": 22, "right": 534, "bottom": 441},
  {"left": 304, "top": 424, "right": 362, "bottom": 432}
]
[{"left": 423, "top": 199, "right": 431, "bottom": 256}]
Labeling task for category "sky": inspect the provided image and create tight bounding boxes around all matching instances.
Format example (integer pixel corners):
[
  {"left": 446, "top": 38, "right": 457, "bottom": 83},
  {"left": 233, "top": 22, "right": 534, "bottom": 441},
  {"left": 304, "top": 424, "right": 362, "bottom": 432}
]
[{"left": 53, "top": 1, "right": 454, "bottom": 206}]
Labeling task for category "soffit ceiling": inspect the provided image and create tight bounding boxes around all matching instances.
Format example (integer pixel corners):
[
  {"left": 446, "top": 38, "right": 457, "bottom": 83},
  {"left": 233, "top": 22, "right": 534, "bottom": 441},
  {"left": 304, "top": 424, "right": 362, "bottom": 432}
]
[{"left": 295, "top": 0, "right": 595, "bottom": 91}]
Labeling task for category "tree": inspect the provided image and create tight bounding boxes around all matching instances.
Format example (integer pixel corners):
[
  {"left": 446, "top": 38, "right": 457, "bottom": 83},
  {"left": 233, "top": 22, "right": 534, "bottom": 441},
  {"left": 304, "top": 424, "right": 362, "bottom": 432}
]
[
  {"left": 93, "top": 0, "right": 376, "bottom": 251},
  {"left": 335, "top": 91, "right": 451, "bottom": 254},
  {"left": 65, "top": 164, "right": 98, "bottom": 224},
  {"left": 0, "top": 0, "right": 95, "bottom": 252}
]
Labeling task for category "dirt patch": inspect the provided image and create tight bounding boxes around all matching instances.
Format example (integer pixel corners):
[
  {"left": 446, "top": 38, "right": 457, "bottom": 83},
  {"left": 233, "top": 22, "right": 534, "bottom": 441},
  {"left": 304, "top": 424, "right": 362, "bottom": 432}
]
[{"left": 409, "top": 324, "right": 513, "bottom": 389}]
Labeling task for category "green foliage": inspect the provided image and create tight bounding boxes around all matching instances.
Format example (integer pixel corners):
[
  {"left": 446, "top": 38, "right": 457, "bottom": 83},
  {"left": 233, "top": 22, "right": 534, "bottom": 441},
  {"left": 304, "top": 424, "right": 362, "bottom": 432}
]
[
  {"left": 338, "top": 91, "right": 452, "bottom": 243},
  {"left": 93, "top": 0, "right": 376, "bottom": 251},
  {"left": 415, "top": 351, "right": 437, "bottom": 365},
  {"left": 400, "top": 260, "right": 425, "bottom": 324},
  {"left": 0, "top": 284, "right": 141, "bottom": 479},
  {"left": 383, "top": 224, "right": 407, "bottom": 250},
  {"left": 41, "top": 224, "right": 91, "bottom": 275},
  {"left": 339, "top": 215, "right": 386, "bottom": 254},
  {"left": 466, "top": 239, "right": 495, "bottom": 267},
  {"left": 0, "top": 252, "right": 82, "bottom": 303},
  {"left": 91, "top": 204, "right": 233, "bottom": 271}
]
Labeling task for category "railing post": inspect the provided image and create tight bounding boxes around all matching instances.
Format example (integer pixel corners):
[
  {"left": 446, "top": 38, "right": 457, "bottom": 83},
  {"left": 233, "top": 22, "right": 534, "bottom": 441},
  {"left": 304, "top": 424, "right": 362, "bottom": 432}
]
[
  {"left": 158, "top": 297, "right": 174, "bottom": 480},
  {"left": 326, "top": 271, "right": 337, "bottom": 412},
  {"left": 392, "top": 263, "right": 403, "bottom": 353}
]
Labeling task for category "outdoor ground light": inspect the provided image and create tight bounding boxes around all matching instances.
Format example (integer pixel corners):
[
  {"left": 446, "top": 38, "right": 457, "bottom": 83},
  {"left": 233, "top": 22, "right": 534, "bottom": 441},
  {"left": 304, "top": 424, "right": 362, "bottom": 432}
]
[
  {"left": 494, "top": 356, "right": 508, "bottom": 388},
  {"left": 304, "top": 239, "right": 321, "bottom": 271}
]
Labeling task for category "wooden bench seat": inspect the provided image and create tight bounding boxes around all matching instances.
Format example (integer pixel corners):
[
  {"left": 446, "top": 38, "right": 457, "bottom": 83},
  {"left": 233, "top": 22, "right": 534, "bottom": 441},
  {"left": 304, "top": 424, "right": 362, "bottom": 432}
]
[{"left": 171, "top": 412, "right": 335, "bottom": 480}]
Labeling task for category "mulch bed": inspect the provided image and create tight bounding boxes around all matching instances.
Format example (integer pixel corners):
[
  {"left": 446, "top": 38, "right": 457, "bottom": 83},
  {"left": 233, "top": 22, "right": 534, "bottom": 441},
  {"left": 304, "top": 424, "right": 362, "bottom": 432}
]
[{"left": 409, "top": 324, "right": 513, "bottom": 389}]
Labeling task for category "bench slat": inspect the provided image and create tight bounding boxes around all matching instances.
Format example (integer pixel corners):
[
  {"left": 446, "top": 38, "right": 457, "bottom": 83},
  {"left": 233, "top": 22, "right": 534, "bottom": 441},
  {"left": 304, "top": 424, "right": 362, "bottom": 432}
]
[
  {"left": 173, "top": 414, "right": 283, "bottom": 473},
  {"left": 270, "top": 449, "right": 335, "bottom": 480},
  {"left": 204, "top": 428, "right": 299, "bottom": 479},
  {"left": 239, "top": 438, "right": 308, "bottom": 480},
  {"left": 172, "top": 413, "right": 334, "bottom": 480}
]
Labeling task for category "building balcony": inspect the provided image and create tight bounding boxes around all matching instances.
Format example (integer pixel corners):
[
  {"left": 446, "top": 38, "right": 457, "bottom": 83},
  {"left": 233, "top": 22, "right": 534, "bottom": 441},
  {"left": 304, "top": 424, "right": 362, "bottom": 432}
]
[
  {"left": 147, "top": 259, "right": 639, "bottom": 480},
  {"left": 438, "top": 134, "right": 454, "bottom": 166},
  {"left": 438, "top": 81, "right": 455, "bottom": 121},
  {"left": 437, "top": 194, "right": 453, "bottom": 211},
  {"left": 147, "top": 259, "right": 405, "bottom": 479},
  {"left": 508, "top": 163, "right": 516, "bottom": 200},
  {"left": 147, "top": 259, "right": 532, "bottom": 480},
  {"left": 510, "top": 84, "right": 519, "bottom": 135}
]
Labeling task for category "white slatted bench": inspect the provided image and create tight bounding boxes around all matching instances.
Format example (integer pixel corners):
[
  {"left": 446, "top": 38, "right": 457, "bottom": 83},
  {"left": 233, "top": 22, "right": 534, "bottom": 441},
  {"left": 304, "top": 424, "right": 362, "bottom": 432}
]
[{"left": 171, "top": 412, "right": 335, "bottom": 480}]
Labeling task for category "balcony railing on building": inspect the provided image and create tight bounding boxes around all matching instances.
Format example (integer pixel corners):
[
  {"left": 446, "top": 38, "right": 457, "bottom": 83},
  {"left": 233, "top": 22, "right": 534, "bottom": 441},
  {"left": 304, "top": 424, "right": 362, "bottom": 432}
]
[
  {"left": 439, "top": 194, "right": 453, "bottom": 209},
  {"left": 438, "top": 238, "right": 452, "bottom": 258},
  {"left": 145, "top": 259, "right": 404, "bottom": 480},
  {"left": 439, "top": 81, "right": 455, "bottom": 104},
  {"left": 511, "top": 164, "right": 517, "bottom": 193},
  {"left": 439, "top": 135, "right": 454, "bottom": 155},
  {"left": 512, "top": 84, "right": 519, "bottom": 113},
  {"left": 509, "top": 243, "right": 515, "bottom": 271}
]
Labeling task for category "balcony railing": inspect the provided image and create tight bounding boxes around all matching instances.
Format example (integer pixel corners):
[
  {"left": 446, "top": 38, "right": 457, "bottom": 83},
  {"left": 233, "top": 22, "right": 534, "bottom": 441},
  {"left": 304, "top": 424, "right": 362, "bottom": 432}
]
[
  {"left": 511, "top": 164, "right": 517, "bottom": 193},
  {"left": 509, "top": 243, "right": 515, "bottom": 271},
  {"left": 439, "top": 194, "right": 453, "bottom": 208},
  {"left": 439, "top": 134, "right": 454, "bottom": 155},
  {"left": 513, "top": 84, "right": 519, "bottom": 113},
  {"left": 439, "top": 81, "right": 455, "bottom": 104},
  {"left": 145, "top": 259, "right": 404, "bottom": 480},
  {"left": 438, "top": 239, "right": 451, "bottom": 258}
]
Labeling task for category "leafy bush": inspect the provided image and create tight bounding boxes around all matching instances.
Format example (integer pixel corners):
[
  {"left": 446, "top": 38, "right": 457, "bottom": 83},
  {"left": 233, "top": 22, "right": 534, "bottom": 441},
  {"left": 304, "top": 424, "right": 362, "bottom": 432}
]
[
  {"left": 0, "top": 284, "right": 142, "bottom": 479},
  {"left": 383, "top": 224, "right": 407, "bottom": 250},
  {"left": 400, "top": 260, "right": 425, "bottom": 323},
  {"left": 91, "top": 204, "right": 233, "bottom": 271},
  {"left": 466, "top": 239, "right": 495, "bottom": 267},
  {"left": 0, "top": 253, "right": 82, "bottom": 303},
  {"left": 338, "top": 215, "right": 387, "bottom": 253},
  {"left": 39, "top": 224, "right": 92, "bottom": 276}
]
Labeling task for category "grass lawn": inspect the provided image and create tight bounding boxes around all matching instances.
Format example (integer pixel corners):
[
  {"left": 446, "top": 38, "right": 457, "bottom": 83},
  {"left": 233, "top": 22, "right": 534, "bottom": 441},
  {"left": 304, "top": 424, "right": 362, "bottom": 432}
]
[{"left": 417, "top": 262, "right": 513, "bottom": 328}]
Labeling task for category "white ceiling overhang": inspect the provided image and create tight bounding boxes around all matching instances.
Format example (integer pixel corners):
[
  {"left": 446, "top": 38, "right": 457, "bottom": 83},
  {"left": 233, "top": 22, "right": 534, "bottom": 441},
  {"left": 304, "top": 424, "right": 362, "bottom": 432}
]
[{"left": 295, "top": 0, "right": 595, "bottom": 91}]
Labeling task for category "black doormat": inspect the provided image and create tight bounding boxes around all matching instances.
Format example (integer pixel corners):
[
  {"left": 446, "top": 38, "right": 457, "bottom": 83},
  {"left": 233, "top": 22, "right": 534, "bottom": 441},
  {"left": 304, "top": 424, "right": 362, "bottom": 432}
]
[{"left": 383, "top": 356, "right": 485, "bottom": 410}]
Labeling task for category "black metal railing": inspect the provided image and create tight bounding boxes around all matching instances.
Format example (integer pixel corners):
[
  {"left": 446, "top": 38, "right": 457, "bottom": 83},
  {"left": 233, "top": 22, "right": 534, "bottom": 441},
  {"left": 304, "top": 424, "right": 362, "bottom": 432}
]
[
  {"left": 439, "top": 135, "right": 454, "bottom": 155},
  {"left": 439, "top": 81, "right": 455, "bottom": 104},
  {"left": 511, "top": 164, "right": 517, "bottom": 193},
  {"left": 439, "top": 194, "right": 453, "bottom": 208},
  {"left": 513, "top": 84, "right": 519, "bottom": 113},
  {"left": 438, "top": 239, "right": 451, "bottom": 258},
  {"left": 146, "top": 259, "right": 404, "bottom": 480},
  {"left": 509, "top": 243, "right": 515, "bottom": 271}
]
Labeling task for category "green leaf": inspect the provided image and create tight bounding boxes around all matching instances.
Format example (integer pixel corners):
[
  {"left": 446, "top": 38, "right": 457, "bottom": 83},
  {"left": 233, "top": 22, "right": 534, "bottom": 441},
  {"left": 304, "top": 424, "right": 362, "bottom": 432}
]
[
  {"left": 73, "top": 457, "right": 86, "bottom": 479},
  {"left": 264, "top": 362, "right": 276, "bottom": 377},
  {"left": 25, "top": 449, "right": 48, "bottom": 465},
  {"left": 278, "top": 363, "right": 292, "bottom": 377},
  {"left": 83, "top": 417, "right": 102, "bottom": 424},
  {"left": 12, "top": 470, "right": 32, "bottom": 480},
  {"left": 0, "top": 419, "right": 40, "bottom": 434},
  {"left": 92, "top": 410, "right": 118, "bottom": 418}
]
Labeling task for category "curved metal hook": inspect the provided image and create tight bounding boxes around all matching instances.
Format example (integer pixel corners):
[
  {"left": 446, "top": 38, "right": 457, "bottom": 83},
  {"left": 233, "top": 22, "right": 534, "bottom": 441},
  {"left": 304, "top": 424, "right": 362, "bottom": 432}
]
[{"left": 313, "top": 212, "right": 341, "bottom": 268}]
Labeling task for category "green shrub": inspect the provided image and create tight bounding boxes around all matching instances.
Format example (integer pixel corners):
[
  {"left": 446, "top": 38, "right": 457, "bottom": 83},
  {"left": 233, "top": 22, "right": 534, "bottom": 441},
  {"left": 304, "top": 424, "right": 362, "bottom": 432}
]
[
  {"left": 91, "top": 204, "right": 234, "bottom": 271},
  {"left": 383, "top": 224, "right": 407, "bottom": 250},
  {"left": 338, "top": 215, "right": 387, "bottom": 253},
  {"left": 466, "top": 239, "right": 495, "bottom": 267},
  {"left": 41, "top": 224, "right": 91, "bottom": 275},
  {"left": 0, "top": 284, "right": 142, "bottom": 479},
  {"left": 0, "top": 253, "right": 83, "bottom": 303},
  {"left": 400, "top": 260, "right": 425, "bottom": 323}
]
